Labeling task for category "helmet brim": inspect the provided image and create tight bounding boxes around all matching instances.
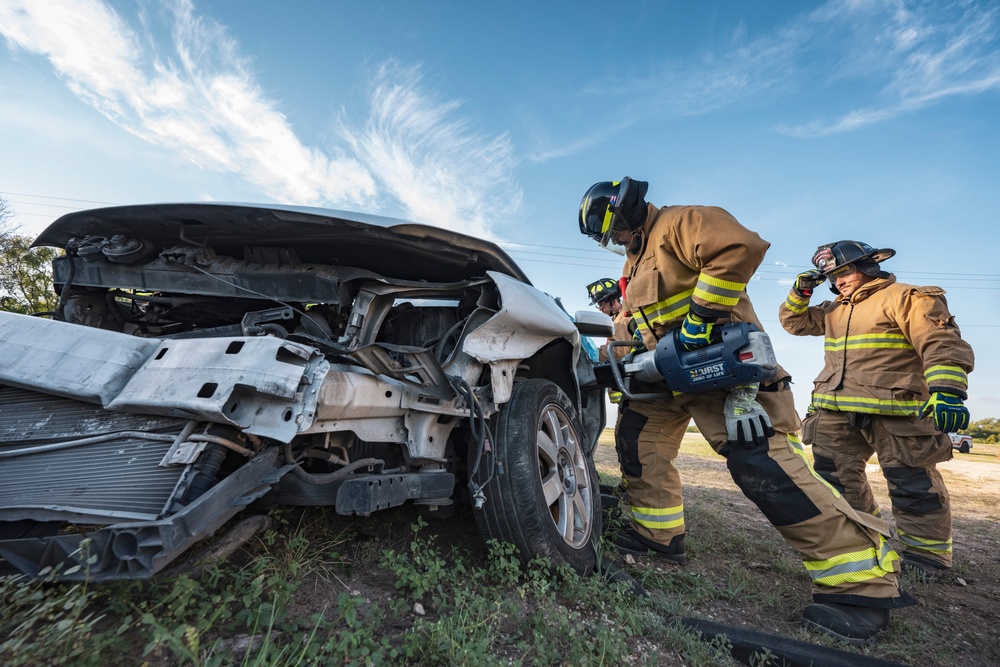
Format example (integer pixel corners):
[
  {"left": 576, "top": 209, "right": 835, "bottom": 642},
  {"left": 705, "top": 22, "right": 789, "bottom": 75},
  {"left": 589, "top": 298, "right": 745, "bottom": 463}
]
[{"left": 870, "top": 248, "right": 895, "bottom": 264}]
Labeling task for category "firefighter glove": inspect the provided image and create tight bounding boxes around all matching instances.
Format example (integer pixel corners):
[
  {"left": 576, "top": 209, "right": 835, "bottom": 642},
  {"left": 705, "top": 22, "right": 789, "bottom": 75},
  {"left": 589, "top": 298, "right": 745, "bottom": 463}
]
[
  {"left": 794, "top": 269, "right": 826, "bottom": 297},
  {"left": 921, "top": 391, "right": 969, "bottom": 433},
  {"left": 725, "top": 384, "right": 774, "bottom": 449},
  {"left": 679, "top": 312, "right": 714, "bottom": 351}
]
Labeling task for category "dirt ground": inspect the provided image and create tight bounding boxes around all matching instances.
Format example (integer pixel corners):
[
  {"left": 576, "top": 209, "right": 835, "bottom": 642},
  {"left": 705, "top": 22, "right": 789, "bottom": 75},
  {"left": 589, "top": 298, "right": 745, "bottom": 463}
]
[
  {"left": 589, "top": 433, "right": 1000, "bottom": 666},
  {"left": 275, "top": 434, "right": 1000, "bottom": 666}
]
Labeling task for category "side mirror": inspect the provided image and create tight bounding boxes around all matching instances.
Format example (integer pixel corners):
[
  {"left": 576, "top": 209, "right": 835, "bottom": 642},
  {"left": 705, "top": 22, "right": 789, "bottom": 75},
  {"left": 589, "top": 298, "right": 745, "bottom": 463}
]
[{"left": 574, "top": 310, "right": 613, "bottom": 337}]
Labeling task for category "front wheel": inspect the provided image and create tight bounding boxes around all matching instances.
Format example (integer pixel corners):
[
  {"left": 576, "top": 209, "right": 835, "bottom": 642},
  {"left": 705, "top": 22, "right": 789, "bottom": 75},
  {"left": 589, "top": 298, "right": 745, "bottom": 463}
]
[{"left": 470, "top": 379, "right": 601, "bottom": 574}]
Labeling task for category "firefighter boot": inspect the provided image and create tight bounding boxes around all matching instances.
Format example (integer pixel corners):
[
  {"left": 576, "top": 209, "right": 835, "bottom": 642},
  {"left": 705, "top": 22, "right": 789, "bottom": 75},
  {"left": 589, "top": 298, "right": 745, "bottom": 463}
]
[
  {"left": 600, "top": 492, "right": 621, "bottom": 531},
  {"left": 612, "top": 530, "right": 687, "bottom": 565},
  {"left": 901, "top": 552, "right": 949, "bottom": 582},
  {"left": 801, "top": 603, "right": 890, "bottom": 646}
]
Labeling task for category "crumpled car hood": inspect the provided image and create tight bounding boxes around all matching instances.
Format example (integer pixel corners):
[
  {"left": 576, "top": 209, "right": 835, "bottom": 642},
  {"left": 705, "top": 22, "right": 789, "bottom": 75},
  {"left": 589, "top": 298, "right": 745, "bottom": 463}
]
[{"left": 33, "top": 203, "right": 530, "bottom": 285}]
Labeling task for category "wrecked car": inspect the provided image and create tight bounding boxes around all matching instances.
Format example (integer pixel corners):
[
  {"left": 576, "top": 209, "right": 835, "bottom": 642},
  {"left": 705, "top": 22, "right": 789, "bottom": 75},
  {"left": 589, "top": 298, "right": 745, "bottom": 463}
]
[{"left": 0, "top": 203, "right": 611, "bottom": 581}]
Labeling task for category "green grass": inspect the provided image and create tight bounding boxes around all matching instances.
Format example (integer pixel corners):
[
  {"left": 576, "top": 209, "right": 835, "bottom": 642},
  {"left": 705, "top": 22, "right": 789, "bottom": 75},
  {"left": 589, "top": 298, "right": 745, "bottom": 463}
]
[{"left": 2, "top": 434, "right": 998, "bottom": 666}]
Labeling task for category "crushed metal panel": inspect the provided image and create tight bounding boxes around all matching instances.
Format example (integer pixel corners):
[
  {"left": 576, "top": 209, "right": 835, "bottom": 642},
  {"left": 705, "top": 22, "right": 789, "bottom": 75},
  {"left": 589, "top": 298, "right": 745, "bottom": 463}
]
[
  {"left": 463, "top": 271, "right": 579, "bottom": 363},
  {"left": 0, "top": 312, "right": 160, "bottom": 405},
  {"left": 109, "top": 337, "right": 329, "bottom": 443}
]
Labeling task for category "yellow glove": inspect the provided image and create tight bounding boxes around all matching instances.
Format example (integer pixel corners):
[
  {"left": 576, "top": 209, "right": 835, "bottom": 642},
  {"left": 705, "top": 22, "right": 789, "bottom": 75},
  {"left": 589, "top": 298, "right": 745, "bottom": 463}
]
[
  {"left": 920, "top": 391, "right": 969, "bottom": 433},
  {"left": 679, "top": 312, "right": 714, "bottom": 351}
]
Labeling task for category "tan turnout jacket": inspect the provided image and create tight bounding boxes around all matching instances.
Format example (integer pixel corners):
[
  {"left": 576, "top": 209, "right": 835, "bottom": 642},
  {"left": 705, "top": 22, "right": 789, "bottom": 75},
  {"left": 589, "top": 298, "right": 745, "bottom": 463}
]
[
  {"left": 779, "top": 275, "right": 974, "bottom": 415},
  {"left": 622, "top": 204, "right": 772, "bottom": 351}
]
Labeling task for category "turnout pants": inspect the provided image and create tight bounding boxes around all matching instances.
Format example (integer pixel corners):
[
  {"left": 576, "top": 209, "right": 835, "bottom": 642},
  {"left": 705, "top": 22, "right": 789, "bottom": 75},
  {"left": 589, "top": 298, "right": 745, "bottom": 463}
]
[
  {"left": 616, "top": 385, "right": 905, "bottom": 606},
  {"left": 804, "top": 409, "right": 953, "bottom": 568}
]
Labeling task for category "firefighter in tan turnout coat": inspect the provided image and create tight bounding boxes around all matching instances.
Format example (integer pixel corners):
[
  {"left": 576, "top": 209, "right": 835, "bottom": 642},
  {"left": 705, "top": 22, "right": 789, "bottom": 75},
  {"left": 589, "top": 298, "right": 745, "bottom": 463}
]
[
  {"left": 578, "top": 178, "right": 913, "bottom": 646},
  {"left": 779, "top": 241, "right": 975, "bottom": 578}
]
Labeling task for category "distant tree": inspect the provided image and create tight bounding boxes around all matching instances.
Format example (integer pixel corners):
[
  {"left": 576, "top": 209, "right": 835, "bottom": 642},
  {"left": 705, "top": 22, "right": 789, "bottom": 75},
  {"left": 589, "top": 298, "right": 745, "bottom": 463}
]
[
  {"left": 965, "top": 418, "right": 1000, "bottom": 444},
  {"left": 0, "top": 197, "right": 60, "bottom": 315}
]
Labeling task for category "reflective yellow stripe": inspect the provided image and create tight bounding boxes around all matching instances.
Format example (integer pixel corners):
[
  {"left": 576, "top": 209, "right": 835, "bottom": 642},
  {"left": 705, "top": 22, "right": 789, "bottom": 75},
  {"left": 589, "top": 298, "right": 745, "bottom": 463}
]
[
  {"left": 693, "top": 273, "right": 744, "bottom": 308},
  {"left": 784, "top": 291, "right": 810, "bottom": 314},
  {"left": 824, "top": 333, "right": 913, "bottom": 351},
  {"left": 898, "top": 530, "right": 953, "bottom": 555},
  {"left": 631, "top": 504, "right": 685, "bottom": 530},
  {"left": 924, "top": 365, "right": 968, "bottom": 387},
  {"left": 630, "top": 289, "right": 694, "bottom": 332},
  {"left": 812, "top": 393, "right": 923, "bottom": 416},
  {"left": 609, "top": 390, "right": 622, "bottom": 403},
  {"left": 786, "top": 433, "right": 841, "bottom": 498},
  {"left": 600, "top": 206, "right": 614, "bottom": 234},
  {"left": 597, "top": 180, "right": 622, "bottom": 234},
  {"left": 803, "top": 536, "right": 899, "bottom": 586}
]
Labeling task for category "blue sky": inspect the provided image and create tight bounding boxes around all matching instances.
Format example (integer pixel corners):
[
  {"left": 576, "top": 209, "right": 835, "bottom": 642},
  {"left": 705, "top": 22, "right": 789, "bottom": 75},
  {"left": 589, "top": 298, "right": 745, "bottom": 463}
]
[{"left": 1, "top": 0, "right": 998, "bottom": 420}]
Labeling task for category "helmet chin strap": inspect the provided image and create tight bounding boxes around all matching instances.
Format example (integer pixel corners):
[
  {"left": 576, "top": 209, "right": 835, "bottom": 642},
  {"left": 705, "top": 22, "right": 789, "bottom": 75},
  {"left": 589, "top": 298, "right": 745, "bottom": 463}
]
[{"left": 626, "top": 227, "right": 646, "bottom": 255}]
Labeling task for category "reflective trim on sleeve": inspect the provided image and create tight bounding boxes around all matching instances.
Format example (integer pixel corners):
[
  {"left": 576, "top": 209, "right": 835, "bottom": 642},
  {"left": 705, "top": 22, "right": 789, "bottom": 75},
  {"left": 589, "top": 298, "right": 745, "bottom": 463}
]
[
  {"left": 924, "top": 365, "right": 968, "bottom": 389},
  {"left": 784, "top": 291, "right": 810, "bottom": 314},
  {"left": 898, "top": 530, "right": 953, "bottom": 555},
  {"left": 693, "top": 273, "right": 744, "bottom": 308},
  {"left": 630, "top": 290, "right": 694, "bottom": 333},
  {"left": 803, "top": 536, "right": 900, "bottom": 587},
  {"left": 631, "top": 504, "right": 685, "bottom": 531},
  {"left": 811, "top": 393, "right": 924, "bottom": 416},
  {"left": 824, "top": 333, "right": 913, "bottom": 351}
]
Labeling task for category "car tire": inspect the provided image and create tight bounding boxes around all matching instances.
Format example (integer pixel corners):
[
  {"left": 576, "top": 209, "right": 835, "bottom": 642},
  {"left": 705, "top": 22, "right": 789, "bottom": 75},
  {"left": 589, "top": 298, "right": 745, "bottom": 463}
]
[
  {"left": 470, "top": 379, "right": 601, "bottom": 574},
  {"left": 959, "top": 443, "right": 971, "bottom": 454}
]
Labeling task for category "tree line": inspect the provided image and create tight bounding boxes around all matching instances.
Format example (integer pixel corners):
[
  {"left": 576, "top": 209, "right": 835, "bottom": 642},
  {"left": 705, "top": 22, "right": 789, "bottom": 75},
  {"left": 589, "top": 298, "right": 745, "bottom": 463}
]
[
  {"left": 0, "top": 197, "right": 59, "bottom": 315},
  {"left": 965, "top": 418, "right": 1000, "bottom": 444}
]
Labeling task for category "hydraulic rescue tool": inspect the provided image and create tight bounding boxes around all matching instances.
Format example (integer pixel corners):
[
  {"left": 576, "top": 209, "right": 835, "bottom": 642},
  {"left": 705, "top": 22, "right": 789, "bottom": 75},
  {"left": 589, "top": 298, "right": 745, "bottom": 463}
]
[{"left": 597, "top": 321, "right": 778, "bottom": 402}]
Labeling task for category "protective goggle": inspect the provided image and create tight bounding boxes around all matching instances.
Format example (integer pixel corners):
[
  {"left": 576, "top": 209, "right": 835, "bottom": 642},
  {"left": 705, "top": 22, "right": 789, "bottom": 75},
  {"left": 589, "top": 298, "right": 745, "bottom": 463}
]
[{"left": 827, "top": 263, "right": 858, "bottom": 278}]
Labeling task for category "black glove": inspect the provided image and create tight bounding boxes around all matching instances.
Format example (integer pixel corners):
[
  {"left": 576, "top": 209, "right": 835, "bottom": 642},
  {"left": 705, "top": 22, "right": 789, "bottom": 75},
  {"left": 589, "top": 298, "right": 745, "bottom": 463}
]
[{"left": 793, "top": 269, "right": 826, "bottom": 297}]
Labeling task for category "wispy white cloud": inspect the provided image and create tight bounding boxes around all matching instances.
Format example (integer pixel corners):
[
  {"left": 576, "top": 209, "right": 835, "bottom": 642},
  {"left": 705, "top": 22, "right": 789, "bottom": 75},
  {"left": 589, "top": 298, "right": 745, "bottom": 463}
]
[
  {"left": 0, "top": 0, "right": 520, "bottom": 236},
  {"left": 779, "top": 0, "right": 1000, "bottom": 137},
  {"left": 340, "top": 61, "right": 520, "bottom": 240},
  {"left": 535, "top": 0, "right": 1000, "bottom": 159},
  {"left": 526, "top": 12, "right": 813, "bottom": 162}
]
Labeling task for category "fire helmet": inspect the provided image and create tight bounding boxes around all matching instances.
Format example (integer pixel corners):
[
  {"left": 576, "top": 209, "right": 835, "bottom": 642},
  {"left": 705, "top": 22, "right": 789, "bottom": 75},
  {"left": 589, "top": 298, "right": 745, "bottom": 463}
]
[
  {"left": 811, "top": 240, "right": 895, "bottom": 277},
  {"left": 578, "top": 177, "right": 649, "bottom": 255},
  {"left": 586, "top": 278, "right": 621, "bottom": 306}
]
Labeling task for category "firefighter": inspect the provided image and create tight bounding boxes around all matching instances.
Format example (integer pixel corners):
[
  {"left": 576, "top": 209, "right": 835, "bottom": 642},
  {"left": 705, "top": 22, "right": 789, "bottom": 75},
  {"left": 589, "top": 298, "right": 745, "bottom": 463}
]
[
  {"left": 587, "top": 277, "right": 647, "bottom": 522},
  {"left": 587, "top": 278, "right": 623, "bottom": 321},
  {"left": 579, "top": 178, "right": 913, "bottom": 646},
  {"left": 779, "top": 240, "right": 974, "bottom": 580},
  {"left": 586, "top": 278, "right": 633, "bottom": 367}
]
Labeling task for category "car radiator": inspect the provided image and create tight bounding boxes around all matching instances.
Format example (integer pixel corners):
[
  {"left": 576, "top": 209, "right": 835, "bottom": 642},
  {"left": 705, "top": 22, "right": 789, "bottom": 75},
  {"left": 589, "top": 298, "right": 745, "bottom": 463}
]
[{"left": 0, "top": 384, "right": 191, "bottom": 524}]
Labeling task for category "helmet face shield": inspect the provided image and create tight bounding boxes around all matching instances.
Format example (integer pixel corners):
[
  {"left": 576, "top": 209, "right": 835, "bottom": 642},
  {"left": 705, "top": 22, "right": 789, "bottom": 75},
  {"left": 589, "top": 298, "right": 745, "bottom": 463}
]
[
  {"left": 579, "top": 181, "right": 627, "bottom": 254},
  {"left": 579, "top": 181, "right": 621, "bottom": 239},
  {"left": 598, "top": 224, "right": 628, "bottom": 255}
]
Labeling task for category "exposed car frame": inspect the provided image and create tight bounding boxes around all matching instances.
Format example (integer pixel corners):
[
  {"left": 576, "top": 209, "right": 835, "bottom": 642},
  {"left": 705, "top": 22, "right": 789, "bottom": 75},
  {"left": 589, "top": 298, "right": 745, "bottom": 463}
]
[{"left": 0, "top": 203, "right": 610, "bottom": 580}]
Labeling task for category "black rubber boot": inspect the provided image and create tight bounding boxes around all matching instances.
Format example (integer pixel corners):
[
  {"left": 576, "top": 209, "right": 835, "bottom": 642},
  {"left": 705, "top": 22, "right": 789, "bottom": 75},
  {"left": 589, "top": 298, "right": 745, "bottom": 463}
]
[
  {"left": 901, "top": 552, "right": 949, "bottom": 581},
  {"left": 600, "top": 493, "right": 622, "bottom": 530},
  {"left": 596, "top": 559, "right": 648, "bottom": 598},
  {"left": 800, "top": 603, "right": 890, "bottom": 646},
  {"left": 612, "top": 530, "right": 687, "bottom": 564}
]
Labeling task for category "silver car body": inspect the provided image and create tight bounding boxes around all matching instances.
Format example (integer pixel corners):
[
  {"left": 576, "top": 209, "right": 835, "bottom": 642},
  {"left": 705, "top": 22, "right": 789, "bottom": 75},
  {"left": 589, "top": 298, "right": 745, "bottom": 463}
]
[{"left": 0, "top": 203, "right": 609, "bottom": 580}]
